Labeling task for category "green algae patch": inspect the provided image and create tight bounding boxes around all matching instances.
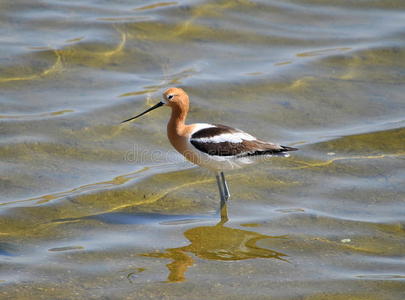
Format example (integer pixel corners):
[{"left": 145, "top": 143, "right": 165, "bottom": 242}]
[{"left": 311, "top": 127, "right": 405, "bottom": 155}]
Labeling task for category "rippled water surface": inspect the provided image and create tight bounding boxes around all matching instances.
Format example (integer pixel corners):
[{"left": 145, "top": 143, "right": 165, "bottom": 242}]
[{"left": 1, "top": 0, "right": 404, "bottom": 299}]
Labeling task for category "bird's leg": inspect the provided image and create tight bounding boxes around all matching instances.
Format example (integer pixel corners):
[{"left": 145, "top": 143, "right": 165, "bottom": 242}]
[
  {"left": 220, "top": 171, "right": 230, "bottom": 201},
  {"left": 215, "top": 172, "right": 228, "bottom": 222},
  {"left": 215, "top": 172, "right": 226, "bottom": 202},
  {"left": 218, "top": 201, "right": 229, "bottom": 225}
]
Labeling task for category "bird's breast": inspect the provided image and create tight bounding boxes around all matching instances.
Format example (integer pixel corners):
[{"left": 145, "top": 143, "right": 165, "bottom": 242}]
[{"left": 167, "top": 126, "right": 205, "bottom": 167}]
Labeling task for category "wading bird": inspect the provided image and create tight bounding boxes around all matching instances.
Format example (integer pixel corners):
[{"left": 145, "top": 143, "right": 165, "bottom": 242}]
[{"left": 122, "top": 87, "right": 297, "bottom": 206}]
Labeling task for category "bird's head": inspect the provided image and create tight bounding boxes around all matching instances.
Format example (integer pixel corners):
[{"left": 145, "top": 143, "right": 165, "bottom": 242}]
[
  {"left": 162, "top": 87, "right": 189, "bottom": 109},
  {"left": 121, "top": 87, "right": 189, "bottom": 123}
]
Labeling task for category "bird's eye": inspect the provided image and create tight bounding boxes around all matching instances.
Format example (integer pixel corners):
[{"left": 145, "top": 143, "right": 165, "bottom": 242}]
[{"left": 168, "top": 95, "right": 174, "bottom": 100}]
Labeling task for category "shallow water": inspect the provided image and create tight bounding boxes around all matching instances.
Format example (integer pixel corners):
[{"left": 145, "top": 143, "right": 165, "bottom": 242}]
[{"left": 1, "top": 0, "right": 404, "bottom": 299}]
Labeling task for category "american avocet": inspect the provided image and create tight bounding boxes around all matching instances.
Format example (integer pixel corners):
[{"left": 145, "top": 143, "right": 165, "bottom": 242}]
[{"left": 122, "top": 87, "right": 297, "bottom": 204}]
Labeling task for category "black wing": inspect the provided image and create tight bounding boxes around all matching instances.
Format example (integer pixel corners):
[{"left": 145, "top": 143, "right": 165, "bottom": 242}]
[{"left": 190, "top": 124, "right": 297, "bottom": 157}]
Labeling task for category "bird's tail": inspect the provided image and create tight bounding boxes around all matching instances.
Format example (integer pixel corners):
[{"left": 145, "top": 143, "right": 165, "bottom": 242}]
[{"left": 280, "top": 145, "right": 298, "bottom": 152}]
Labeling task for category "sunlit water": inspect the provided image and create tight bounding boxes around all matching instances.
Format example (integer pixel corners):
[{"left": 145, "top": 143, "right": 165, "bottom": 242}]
[{"left": 1, "top": 0, "right": 404, "bottom": 298}]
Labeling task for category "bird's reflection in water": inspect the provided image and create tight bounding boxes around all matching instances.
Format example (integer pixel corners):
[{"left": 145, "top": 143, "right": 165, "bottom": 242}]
[{"left": 140, "top": 203, "right": 288, "bottom": 282}]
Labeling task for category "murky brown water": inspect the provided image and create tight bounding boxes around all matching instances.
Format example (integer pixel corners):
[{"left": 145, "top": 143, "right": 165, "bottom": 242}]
[{"left": 1, "top": 0, "right": 404, "bottom": 299}]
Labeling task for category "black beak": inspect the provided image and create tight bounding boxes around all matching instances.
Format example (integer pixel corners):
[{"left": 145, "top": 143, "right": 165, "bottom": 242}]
[{"left": 121, "top": 102, "right": 164, "bottom": 123}]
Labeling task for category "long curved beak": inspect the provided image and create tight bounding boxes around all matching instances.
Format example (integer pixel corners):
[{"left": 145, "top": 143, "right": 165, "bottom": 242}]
[{"left": 121, "top": 102, "right": 164, "bottom": 123}]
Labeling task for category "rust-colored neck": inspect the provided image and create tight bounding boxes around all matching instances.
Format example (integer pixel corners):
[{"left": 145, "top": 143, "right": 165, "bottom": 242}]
[{"left": 167, "top": 101, "right": 189, "bottom": 149}]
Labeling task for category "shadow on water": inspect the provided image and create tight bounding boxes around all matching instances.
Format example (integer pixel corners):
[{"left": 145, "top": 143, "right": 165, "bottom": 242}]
[
  {"left": 53, "top": 200, "right": 290, "bottom": 284},
  {"left": 0, "top": 243, "right": 16, "bottom": 257},
  {"left": 139, "top": 202, "right": 289, "bottom": 283}
]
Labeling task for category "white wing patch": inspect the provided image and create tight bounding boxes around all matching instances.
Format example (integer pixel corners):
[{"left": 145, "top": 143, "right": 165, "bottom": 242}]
[{"left": 191, "top": 132, "right": 256, "bottom": 144}]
